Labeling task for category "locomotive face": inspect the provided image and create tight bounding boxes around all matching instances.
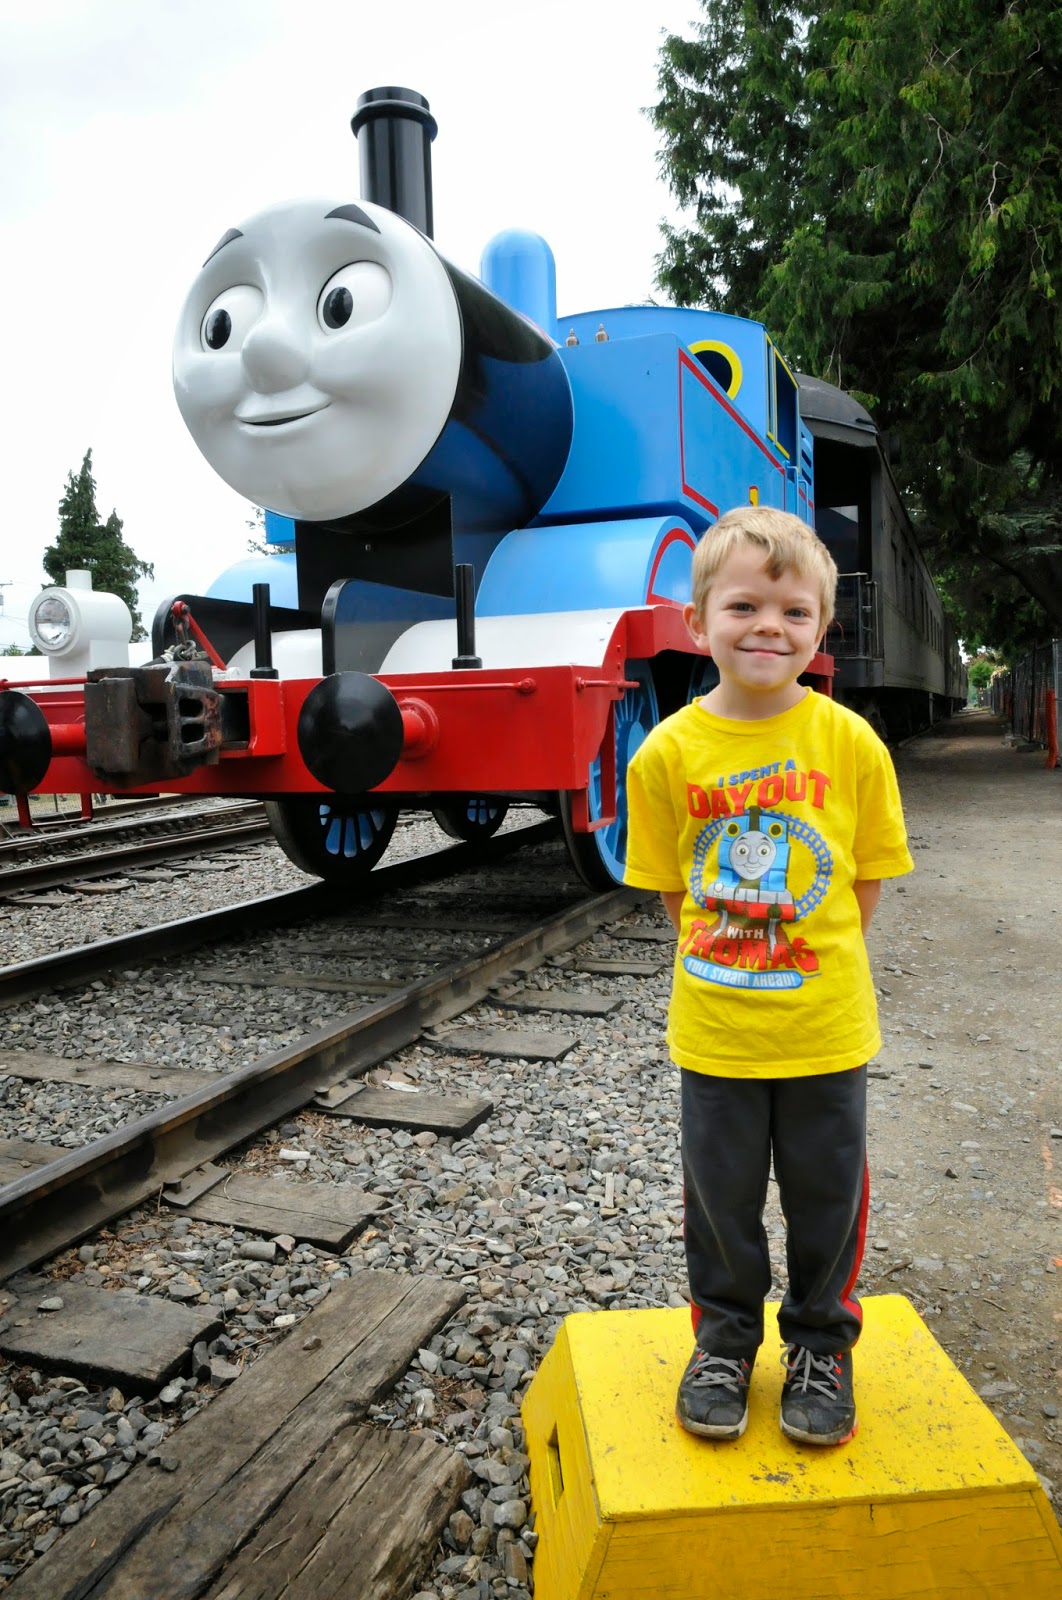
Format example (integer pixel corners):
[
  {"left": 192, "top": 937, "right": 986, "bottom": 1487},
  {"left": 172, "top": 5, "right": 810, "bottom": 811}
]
[
  {"left": 173, "top": 198, "right": 462, "bottom": 523},
  {"left": 728, "top": 829, "right": 777, "bottom": 881}
]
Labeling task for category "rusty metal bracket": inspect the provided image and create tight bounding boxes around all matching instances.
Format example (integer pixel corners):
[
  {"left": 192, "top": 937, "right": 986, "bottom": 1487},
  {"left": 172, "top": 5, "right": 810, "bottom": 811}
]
[
  {"left": 161, "top": 1162, "right": 228, "bottom": 1207},
  {"left": 313, "top": 1082, "right": 367, "bottom": 1110},
  {"left": 84, "top": 660, "right": 223, "bottom": 783}
]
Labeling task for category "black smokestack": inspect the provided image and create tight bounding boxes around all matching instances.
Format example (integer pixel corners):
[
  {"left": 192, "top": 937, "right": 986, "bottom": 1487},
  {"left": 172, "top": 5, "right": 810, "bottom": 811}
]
[{"left": 350, "top": 86, "right": 438, "bottom": 237}]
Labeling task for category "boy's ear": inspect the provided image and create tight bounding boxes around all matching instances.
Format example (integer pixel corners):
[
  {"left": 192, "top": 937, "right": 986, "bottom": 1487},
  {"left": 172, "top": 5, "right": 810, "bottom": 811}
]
[{"left": 684, "top": 602, "right": 710, "bottom": 650}]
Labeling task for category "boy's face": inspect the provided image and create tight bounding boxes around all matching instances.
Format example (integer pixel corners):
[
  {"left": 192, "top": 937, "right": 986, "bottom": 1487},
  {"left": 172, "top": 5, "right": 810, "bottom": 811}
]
[{"left": 683, "top": 547, "right": 824, "bottom": 700}]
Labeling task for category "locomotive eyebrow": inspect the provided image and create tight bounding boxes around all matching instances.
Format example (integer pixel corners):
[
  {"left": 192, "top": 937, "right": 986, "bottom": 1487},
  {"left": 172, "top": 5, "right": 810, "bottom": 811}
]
[
  {"left": 202, "top": 228, "right": 243, "bottom": 267},
  {"left": 325, "top": 204, "right": 381, "bottom": 234}
]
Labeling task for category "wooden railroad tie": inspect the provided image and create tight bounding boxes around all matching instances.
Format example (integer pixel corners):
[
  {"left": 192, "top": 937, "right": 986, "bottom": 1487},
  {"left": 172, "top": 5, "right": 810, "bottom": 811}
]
[
  {"left": 0, "top": 1138, "right": 64, "bottom": 1186},
  {"left": 0, "top": 1049, "right": 218, "bottom": 1099},
  {"left": 172, "top": 1172, "right": 380, "bottom": 1252},
  {"left": 569, "top": 958, "right": 667, "bottom": 977},
  {"left": 493, "top": 987, "right": 619, "bottom": 1018},
  {"left": 6, "top": 1269, "right": 467, "bottom": 1600},
  {"left": 611, "top": 924, "right": 675, "bottom": 943},
  {"left": 0, "top": 1278, "right": 221, "bottom": 1390},
  {"left": 424, "top": 1025, "right": 577, "bottom": 1062},
  {"left": 316, "top": 1083, "right": 494, "bottom": 1140}
]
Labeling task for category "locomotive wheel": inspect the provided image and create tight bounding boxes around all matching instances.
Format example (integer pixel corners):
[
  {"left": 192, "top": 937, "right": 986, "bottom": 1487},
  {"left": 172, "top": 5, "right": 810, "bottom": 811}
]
[
  {"left": 560, "top": 660, "right": 659, "bottom": 890},
  {"left": 686, "top": 654, "right": 719, "bottom": 703},
  {"left": 431, "top": 795, "right": 510, "bottom": 841},
  {"left": 264, "top": 795, "right": 398, "bottom": 881}
]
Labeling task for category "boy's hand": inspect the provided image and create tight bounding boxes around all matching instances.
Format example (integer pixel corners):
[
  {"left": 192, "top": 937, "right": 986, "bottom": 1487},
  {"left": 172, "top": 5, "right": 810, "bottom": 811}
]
[
  {"left": 854, "top": 879, "right": 882, "bottom": 935},
  {"left": 661, "top": 890, "right": 684, "bottom": 932}
]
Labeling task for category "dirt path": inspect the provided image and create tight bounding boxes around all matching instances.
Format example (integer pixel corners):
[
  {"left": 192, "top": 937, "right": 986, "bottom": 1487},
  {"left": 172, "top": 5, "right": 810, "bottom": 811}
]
[{"left": 856, "top": 709, "right": 1061, "bottom": 1506}]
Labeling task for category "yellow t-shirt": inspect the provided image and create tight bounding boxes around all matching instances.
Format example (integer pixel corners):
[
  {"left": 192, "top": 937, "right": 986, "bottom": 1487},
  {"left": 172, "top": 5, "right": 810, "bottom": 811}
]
[{"left": 624, "top": 690, "right": 913, "bottom": 1077}]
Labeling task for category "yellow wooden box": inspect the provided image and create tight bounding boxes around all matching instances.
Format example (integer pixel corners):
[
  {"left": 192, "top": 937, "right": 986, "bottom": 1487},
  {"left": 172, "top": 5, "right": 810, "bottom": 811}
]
[{"left": 522, "top": 1295, "right": 1062, "bottom": 1600}]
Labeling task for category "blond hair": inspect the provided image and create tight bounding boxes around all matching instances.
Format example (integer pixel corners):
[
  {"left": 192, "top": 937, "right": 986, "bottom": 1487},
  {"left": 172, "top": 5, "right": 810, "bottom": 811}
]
[{"left": 691, "top": 506, "right": 837, "bottom": 629}]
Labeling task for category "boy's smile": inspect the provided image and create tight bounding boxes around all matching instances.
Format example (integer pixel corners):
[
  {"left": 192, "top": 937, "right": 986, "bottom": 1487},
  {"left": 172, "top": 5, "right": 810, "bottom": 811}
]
[{"left": 683, "top": 546, "right": 824, "bottom": 719}]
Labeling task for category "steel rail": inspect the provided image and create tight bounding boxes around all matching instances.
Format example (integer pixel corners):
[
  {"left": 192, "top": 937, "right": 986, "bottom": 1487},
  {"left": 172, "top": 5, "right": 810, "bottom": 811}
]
[{"left": 0, "top": 874, "right": 642, "bottom": 1280}]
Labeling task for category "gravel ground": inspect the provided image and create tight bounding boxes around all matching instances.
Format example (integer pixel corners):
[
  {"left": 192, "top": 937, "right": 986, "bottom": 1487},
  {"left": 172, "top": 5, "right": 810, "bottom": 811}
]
[{"left": 0, "top": 715, "right": 1058, "bottom": 1596}]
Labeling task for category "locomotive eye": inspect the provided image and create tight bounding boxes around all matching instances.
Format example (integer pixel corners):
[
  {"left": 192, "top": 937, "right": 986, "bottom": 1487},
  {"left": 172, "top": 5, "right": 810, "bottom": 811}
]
[
  {"left": 200, "top": 285, "right": 263, "bottom": 352},
  {"left": 317, "top": 262, "right": 392, "bottom": 332}
]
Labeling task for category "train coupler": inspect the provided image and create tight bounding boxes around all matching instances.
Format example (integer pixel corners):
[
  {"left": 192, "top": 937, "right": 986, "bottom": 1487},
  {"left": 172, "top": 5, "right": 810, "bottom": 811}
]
[{"left": 84, "top": 660, "right": 225, "bottom": 784}]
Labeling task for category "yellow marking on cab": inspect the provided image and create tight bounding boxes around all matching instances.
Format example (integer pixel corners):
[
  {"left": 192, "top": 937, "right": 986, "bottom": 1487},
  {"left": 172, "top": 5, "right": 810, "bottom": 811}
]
[{"left": 688, "top": 339, "right": 743, "bottom": 399}]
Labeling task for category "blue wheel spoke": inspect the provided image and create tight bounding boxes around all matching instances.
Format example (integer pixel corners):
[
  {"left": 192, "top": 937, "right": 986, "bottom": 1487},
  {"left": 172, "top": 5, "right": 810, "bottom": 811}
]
[
  {"left": 584, "top": 662, "right": 658, "bottom": 882},
  {"left": 318, "top": 803, "right": 389, "bottom": 859}
]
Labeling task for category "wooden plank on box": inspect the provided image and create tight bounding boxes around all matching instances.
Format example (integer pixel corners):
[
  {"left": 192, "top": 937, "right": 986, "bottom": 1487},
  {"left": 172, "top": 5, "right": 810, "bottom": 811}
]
[
  {"left": 0, "top": 1279, "right": 221, "bottom": 1388},
  {"left": 205, "top": 1423, "right": 468, "bottom": 1599},
  {"left": 426, "top": 1025, "right": 576, "bottom": 1062},
  {"left": 322, "top": 1086, "right": 493, "bottom": 1139},
  {"left": 182, "top": 1174, "right": 378, "bottom": 1250},
  {"left": 6, "top": 1269, "right": 465, "bottom": 1600}
]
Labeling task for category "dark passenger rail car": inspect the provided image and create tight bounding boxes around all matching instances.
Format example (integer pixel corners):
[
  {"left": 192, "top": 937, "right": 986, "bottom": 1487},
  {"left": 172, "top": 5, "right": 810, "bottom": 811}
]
[{"left": 798, "top": 375, "right": 966, "bottom": 740}]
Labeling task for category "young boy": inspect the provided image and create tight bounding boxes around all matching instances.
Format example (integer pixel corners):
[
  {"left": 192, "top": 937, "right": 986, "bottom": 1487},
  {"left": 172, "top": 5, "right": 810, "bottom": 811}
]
[{"left": 624, "top": 506, "right": 913, "bottom": 1446}]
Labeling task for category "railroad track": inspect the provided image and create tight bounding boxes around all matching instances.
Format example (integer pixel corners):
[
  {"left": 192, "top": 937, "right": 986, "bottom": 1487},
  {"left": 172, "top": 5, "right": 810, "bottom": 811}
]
[
  {"left": 0, "top": 803, "right": 272, "bottom": 900},
  {"left": 0, "top": 797, "right": 263, "bottom": 859},
  {"left": 0, "top": 821, "right": 670, "bottom": 1596},
  {"left": 0, "top": 818, "right": 557, "bottom": 1010},
  {"left": 0, "top": 819, "right": 611, "bottom": 1276}
]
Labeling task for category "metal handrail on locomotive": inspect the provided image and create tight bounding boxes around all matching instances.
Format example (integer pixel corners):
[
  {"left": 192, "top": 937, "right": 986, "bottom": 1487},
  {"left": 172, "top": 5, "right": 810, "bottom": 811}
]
[{"left": 0, "top": 86, "right": 963, "bottom": 889}]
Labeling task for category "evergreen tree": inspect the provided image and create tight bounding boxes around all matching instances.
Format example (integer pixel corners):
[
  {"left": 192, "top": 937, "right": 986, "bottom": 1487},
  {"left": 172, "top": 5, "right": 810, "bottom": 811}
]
[
  {"left": 652, "top": 0, "right": 1062, "bottom": 654},
  {"left": 44, "top": 451, "right": 154, "bottom": 640}
]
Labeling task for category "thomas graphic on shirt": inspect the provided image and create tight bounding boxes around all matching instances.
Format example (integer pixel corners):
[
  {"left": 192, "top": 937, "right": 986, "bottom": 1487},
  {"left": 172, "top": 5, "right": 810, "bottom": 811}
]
[
  {"left": 681, "top": 797, "right": 833, "bottom": 992},
  {"left": 706, "top": 807, "right": 795, "bottom": 953}
]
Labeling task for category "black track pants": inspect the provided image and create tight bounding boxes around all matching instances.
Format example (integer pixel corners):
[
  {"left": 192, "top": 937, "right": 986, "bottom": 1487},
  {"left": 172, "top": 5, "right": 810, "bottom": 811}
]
[{"left": 680, "top": 1065, "right": 869, "bottom": 1359}]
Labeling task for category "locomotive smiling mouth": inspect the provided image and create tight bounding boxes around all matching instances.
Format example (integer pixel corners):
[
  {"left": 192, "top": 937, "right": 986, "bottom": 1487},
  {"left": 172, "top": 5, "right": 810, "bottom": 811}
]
[{"left": 238, "top": 401, "right": 332, "bottom": 428}]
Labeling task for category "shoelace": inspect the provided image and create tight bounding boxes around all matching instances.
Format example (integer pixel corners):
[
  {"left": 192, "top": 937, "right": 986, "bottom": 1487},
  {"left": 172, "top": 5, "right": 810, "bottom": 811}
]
[
  {"left": 688, "top": 1352, "right": 748, "bottom": 1392},
  {"left": 782, "top": 1346, "right": 842, "bottom": 1398}
]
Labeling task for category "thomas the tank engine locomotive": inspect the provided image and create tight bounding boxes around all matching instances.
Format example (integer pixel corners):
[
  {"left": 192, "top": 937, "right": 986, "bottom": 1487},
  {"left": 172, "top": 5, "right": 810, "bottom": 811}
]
[{"left": 2, "top": 87, "right": 957, "bottom": 886}]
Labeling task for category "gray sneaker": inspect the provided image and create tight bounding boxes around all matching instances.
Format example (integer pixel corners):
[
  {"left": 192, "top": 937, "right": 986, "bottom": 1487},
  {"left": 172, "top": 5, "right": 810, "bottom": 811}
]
[
  {"left": 780, "top": 1346, "right": 857, "bottom": 1445},
  {"left": 676, "top": 1348, "right": 753, "bottom": 1440}
]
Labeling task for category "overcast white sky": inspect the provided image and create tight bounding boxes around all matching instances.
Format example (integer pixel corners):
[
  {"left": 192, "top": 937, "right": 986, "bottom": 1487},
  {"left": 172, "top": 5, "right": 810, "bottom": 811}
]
[{"left": 0, "top": 0, "right": 699, "bottom": 651}]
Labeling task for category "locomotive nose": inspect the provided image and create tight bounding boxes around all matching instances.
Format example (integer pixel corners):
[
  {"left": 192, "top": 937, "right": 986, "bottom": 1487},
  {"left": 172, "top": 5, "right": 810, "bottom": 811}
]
[
  {"left": 241, "top": 319, "right": 311, "bottom": 394},
  {"left": 296, "top": 671, "right": 405, "bottom": 794}
]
